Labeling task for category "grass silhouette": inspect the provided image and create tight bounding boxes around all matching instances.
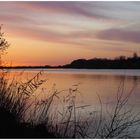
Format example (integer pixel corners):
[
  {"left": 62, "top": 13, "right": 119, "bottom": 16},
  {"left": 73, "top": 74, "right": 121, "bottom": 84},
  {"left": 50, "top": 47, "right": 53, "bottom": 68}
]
[
  {"left": 0, "top": 70, "right": 140, "bottom": 138},
  {"left": 0, "top": 70, "right": 57, "bottom": 138}
]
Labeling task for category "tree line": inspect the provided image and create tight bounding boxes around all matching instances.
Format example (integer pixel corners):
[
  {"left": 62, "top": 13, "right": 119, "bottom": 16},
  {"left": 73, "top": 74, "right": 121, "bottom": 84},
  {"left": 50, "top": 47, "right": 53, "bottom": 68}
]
[{"left": 61, "top": 53, "right": 140, "bottom": 69}]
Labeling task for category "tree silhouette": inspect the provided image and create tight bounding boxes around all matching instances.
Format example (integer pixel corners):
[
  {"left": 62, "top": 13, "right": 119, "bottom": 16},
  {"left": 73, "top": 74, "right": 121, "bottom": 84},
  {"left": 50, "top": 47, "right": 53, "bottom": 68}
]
[
  {"left": 133, "top": 52, "right": 138, "bottom": 59},
  {"left": 0, "top": 25, "right": 9, "bottom": 65}
]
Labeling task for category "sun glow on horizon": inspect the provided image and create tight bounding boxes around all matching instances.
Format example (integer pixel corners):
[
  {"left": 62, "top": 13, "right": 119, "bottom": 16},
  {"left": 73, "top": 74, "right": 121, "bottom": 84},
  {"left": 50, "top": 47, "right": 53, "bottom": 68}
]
[{"left": 1, "top": 1, "right": 140, "bottom": 66}]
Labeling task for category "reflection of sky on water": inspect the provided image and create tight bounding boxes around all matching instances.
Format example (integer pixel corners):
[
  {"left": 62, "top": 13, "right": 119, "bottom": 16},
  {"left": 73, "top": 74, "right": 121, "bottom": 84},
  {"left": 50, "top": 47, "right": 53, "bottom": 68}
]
[
  {"left": 7, "top": 69, "right": 140, "bottom": 108},
  {"left": 5, "top": 69, "right": 140, "bottom": 137}
]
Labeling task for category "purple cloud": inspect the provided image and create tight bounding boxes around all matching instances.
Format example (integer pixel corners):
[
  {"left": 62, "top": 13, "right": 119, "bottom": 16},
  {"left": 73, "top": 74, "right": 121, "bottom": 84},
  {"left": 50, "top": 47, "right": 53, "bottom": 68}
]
[
  {"left": 7, "top": 24, "right": 87, "bottom": 47},
  {"left": 96, "top": 29, "right": 140, "bottom": 44},
  {"left": 0, "top": 14, "right": 35, "bottom": 24},
  {"left": 10, "top": 2, "right": 114, "bottom": 21}
]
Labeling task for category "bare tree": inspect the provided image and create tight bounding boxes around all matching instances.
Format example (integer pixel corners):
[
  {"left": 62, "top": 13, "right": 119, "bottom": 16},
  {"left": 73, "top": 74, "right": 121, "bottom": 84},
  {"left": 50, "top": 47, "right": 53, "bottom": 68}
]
[{"left": 0, "top": 25, "right": 10, "bottom": 65}]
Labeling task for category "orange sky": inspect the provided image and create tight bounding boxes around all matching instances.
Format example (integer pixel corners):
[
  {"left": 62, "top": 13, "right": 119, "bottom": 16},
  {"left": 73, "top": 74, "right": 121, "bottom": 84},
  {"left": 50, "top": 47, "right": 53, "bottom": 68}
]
[{"left": 1, "top": 2, "right": 140, "bottom": 66}]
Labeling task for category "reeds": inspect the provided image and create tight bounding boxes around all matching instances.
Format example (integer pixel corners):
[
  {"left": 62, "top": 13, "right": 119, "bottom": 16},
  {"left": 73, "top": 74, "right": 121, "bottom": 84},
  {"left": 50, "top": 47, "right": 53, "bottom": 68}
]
[
  {"left": 0, "top": 70, "right": 140, "bottom": 138},
  {"left": 0, "top": 70, "right": 55, "bottom": 138}
]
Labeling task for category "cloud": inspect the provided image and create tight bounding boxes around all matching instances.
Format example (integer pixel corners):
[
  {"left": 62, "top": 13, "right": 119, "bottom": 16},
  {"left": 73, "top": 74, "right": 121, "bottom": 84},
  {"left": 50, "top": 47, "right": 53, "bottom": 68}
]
[
  {"left": 1, "top": 2, "right": 140, "bottom": 47},
  {"left": 6, "top": 25, "right": 86, "bottom": 47},
  {"left": 8, "top": 2, "right": 115, "bottom": 21},
  {"left": 0, "top": 14, "right": 35, "bottom": 24},
  {"left": 96, "top": 29, "right": 140, "bottom": 44}
]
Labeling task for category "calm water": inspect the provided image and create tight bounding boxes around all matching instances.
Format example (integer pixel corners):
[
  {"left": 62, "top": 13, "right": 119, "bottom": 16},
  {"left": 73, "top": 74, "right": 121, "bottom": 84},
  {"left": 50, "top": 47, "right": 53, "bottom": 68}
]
[
  {"left": 8, "top": 69, "right": 140, "bottom": 115},
  {"left": 10, "top": 69, "right": 140, "bottom": 105},
  {"left": 8, "top": 69, "right": 140, "bottom": 137}
]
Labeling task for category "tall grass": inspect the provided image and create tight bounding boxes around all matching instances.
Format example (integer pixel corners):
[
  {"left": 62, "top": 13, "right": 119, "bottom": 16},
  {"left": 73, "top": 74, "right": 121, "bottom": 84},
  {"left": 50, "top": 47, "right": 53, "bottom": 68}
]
[
  {"left": 0, "top": 69, "right": 140, "bottom": 138},
  {"left": 0, "top": 70, "right": 56, "bottom": 138},
  {"left": 90, "top": 80, "right": 140, "bottom": 138}
]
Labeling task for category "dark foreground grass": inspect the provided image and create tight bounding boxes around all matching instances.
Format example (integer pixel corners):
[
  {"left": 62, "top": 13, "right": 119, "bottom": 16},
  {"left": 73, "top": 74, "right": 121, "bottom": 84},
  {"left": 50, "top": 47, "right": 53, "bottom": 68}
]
[
  {"left": 0, "top": 108, "right": 56, "bottom": 138},
  {"left": 0, "top": 71, "right": 59, "bottom": 138},
  {"left": 0, "top": 70, "right": 140, "bottom": 138}
]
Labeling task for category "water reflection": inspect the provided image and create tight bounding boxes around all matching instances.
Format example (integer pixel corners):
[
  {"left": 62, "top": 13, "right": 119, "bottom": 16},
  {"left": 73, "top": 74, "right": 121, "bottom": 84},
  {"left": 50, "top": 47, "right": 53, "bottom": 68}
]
[
  {"left": 5, "top": 69, "right": 140, "bottom": 137},
  {"left": 7, "top": 69, "right": 140, "bottom": 108}
]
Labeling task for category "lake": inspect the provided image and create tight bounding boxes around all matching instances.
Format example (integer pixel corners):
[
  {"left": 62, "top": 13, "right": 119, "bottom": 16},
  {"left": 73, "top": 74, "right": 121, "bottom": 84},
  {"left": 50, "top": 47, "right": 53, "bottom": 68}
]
[
  {"left": 10, "top": 68, "right": 140, "bottom": 104},
  {"left": 7, "top": 69, "right": 140, "bottom": 138}
]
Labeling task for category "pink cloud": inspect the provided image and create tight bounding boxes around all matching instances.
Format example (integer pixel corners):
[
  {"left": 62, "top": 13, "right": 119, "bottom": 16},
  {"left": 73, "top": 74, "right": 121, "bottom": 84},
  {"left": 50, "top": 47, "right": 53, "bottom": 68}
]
[
  {"left": 96, "top": 29, "right": 140, "bottom": 44},
  {"left": 9, "top": 2, "right": 114, "bottom": 21}
]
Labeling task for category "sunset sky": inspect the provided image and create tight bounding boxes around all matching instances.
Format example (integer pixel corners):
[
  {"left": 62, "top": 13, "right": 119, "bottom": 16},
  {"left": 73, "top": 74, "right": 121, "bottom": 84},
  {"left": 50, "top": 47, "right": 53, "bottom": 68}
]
[{"left": 1, "top": 1, "right": 140, "bottom": 66}]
